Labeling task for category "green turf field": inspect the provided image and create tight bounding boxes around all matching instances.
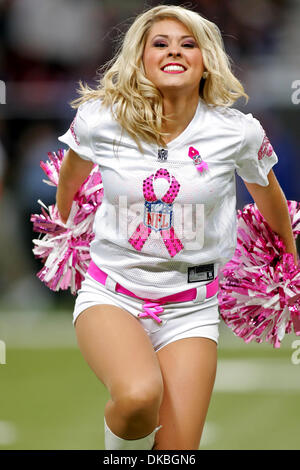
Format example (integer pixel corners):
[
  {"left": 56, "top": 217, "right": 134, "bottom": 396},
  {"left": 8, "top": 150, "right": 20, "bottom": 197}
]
[{"left": 0, "top": 311, "right": 299, "bottom": 450}]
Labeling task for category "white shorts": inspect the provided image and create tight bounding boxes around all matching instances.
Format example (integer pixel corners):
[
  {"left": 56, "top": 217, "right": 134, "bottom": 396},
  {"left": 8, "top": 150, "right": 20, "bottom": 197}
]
[{"left": 73, "top": 273, "right": 220, "bottom": 353}]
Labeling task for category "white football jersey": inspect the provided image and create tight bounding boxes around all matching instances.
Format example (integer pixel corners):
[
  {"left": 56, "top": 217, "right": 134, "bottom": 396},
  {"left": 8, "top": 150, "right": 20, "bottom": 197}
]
[{"left": 58, "top": 98, "right": 278, "bottom": 299}]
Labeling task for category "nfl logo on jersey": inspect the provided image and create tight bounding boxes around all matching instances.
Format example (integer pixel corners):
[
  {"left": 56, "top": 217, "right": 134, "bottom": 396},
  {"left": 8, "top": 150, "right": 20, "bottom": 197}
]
[
  {"left": 144, "top": 200, "right": 173, "bottom": 232},
  {"left": 157, "top": 148, "right": 168, "bottom": 161}
]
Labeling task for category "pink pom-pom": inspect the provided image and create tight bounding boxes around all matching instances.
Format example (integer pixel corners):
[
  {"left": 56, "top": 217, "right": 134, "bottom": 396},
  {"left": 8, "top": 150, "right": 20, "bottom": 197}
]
[
  {"left": 31, "top": 149, "right": 103, "bottom": 294},
  {"left": 218, "top": 201, "right": 300, "bottom": 348}
]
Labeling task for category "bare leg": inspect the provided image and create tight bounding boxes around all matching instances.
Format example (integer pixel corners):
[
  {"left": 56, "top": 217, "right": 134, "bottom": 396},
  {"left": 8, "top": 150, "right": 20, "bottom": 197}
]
[
  {"left": 153, "top": 337, "right": 217, "bottom": 450},
  {"left": 75, "top": 305, "right": 164, "bottom": 439}
]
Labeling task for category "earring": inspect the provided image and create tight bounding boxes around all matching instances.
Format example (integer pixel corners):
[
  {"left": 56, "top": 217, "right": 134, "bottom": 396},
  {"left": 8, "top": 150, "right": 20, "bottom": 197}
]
[{"left": 202, "top": 71, "right": 208, "bottom": 79}]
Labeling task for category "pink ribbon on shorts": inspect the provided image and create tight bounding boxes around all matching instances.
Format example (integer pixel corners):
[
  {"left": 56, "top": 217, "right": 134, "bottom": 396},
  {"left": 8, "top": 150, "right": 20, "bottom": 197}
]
[{"left": 139, "top": 302, "right": 164, "bottom": 323}]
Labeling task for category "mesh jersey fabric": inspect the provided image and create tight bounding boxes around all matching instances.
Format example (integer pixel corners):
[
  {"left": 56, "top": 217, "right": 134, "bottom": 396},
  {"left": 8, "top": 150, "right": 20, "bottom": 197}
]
[{"left": 58, "top": 98, "right": 278, "bottom": 299}]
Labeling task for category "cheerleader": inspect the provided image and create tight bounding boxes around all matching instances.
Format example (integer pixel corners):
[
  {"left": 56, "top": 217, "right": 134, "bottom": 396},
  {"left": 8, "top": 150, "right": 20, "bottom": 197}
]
[{"left": 56, "top": 5, "right": 297, "bottom": 450}]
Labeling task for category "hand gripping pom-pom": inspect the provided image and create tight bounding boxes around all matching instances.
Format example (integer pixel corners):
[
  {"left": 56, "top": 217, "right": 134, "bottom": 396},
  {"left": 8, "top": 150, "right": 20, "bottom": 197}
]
[
  {"left": 218, "top": 201, "right": 300, "bottom": 348},
  {"left": 31, "top": 149, "right": 103, "bottom": 294}
]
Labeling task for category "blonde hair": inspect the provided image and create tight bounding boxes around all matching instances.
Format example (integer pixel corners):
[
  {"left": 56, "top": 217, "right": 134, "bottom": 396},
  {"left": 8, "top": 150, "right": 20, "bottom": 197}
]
[{"left": 70, "top": 4, "right": 248, "bottom": 150}]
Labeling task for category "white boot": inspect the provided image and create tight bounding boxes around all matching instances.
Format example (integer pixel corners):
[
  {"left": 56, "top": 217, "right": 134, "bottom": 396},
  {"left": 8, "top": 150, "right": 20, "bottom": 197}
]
[{"left": 104, "top": 417, "right": 162, "bottom": 450}]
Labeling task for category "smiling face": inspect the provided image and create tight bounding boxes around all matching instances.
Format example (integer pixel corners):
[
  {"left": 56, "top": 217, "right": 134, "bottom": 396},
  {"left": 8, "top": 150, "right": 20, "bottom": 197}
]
[{"left": 142, "top": 18, "right": 204, "bottom": 98}]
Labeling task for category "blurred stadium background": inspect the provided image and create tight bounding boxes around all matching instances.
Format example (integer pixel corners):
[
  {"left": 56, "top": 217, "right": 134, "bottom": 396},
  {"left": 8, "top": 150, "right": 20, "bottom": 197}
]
[{"left": 0, "top": 0, "right": 299, "bottom": 450}]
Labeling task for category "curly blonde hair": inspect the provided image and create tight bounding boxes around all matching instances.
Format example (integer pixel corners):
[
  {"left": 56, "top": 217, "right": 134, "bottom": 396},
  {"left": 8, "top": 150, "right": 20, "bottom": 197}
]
[{"left": 70, "top": 4, "right": 248, "bottom": 150}]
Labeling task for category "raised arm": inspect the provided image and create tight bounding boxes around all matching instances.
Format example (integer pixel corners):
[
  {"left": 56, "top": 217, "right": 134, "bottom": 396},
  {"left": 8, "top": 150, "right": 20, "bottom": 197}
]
[
  {"left": 244, "top": 169, "right": 298, "bottom": 264},
  {"left": 56, "top": 148, "right": 94, "bottom": 223}
]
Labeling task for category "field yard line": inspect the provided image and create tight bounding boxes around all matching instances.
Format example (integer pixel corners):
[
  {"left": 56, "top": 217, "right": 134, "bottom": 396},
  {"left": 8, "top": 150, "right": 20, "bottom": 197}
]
[
  {"left": 0, "top": 421, "right": 18, "bottom": 446},
  {"left": 214, "top": 359, "right": 300, "bottom": 392}
]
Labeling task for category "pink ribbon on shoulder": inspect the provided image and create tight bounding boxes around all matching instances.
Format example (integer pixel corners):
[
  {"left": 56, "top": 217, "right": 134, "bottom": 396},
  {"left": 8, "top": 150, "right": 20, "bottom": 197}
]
[{"left": 188, "top": 146, "right": 208, "bottom": 173}]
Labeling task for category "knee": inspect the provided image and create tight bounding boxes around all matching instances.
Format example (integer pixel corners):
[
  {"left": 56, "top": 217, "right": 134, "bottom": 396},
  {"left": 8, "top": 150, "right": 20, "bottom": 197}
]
[{"left": 115, "top": 381, "right": 163, "bottom": 422}]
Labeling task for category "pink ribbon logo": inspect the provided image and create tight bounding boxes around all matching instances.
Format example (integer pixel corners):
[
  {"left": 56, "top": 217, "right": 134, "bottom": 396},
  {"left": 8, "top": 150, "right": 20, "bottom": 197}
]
[
  {"left": 188, "top": 146, "right": 208, "bottom": 173},
  {"left": 128, "top": 168, "right": 184, "bottom": 257}
]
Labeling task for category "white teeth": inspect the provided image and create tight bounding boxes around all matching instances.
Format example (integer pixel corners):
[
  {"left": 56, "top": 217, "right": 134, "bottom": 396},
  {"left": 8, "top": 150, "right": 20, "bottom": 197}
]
[{"left": 162, "top": 65, "right": 185, "bottom": 72}]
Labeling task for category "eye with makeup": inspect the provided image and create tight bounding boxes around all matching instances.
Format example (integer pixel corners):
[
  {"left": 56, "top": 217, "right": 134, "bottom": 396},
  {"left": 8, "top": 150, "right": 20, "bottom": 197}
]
[
  {"left": 182, "top": 42, "right": 197, "bottom": 48},
  {"left": 152, "top": 40, "right": 197, "bottom": 48},
  {"left": 153, "top": 41, "right": 168, "bottom": 48}
]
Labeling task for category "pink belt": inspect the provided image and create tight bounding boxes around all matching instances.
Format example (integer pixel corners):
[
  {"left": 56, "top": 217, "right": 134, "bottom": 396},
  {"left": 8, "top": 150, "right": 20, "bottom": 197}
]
[{"left": 87, "top": 261, "right": 219, "bottom": 324}]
